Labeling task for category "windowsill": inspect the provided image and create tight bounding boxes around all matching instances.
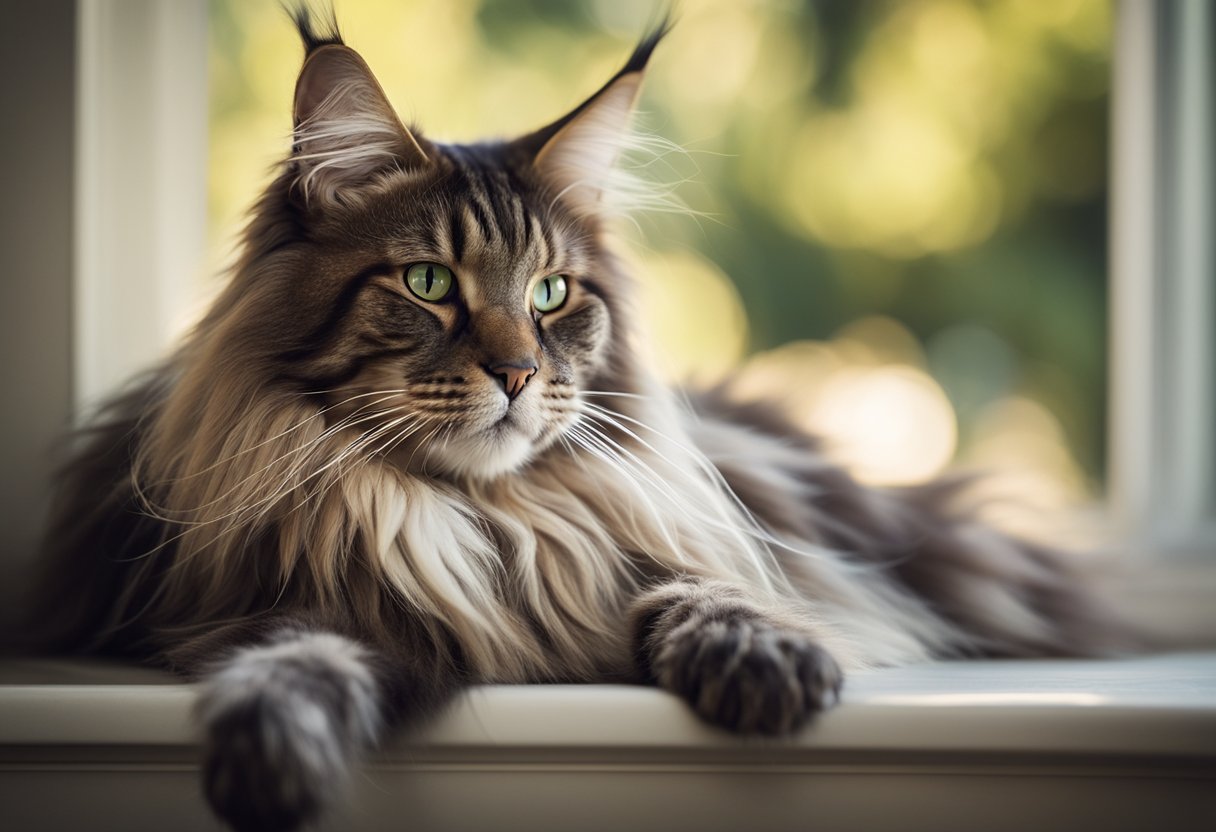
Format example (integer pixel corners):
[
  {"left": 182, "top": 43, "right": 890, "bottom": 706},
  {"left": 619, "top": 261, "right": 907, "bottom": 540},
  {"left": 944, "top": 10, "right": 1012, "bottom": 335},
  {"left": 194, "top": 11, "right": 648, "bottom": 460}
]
[
  {"left": 1, "top": 652, "right": 1213, "bottom": 756},
  {"left": 2, "top": 653, "right": 1214, "bottom": 831}
]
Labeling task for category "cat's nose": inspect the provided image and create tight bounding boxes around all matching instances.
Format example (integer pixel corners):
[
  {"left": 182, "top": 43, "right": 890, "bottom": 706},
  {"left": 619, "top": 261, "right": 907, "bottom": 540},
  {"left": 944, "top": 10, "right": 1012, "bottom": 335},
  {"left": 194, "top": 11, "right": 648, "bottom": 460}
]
[{"left": 486, "top": 361, "right": 538, "bottom": 400}]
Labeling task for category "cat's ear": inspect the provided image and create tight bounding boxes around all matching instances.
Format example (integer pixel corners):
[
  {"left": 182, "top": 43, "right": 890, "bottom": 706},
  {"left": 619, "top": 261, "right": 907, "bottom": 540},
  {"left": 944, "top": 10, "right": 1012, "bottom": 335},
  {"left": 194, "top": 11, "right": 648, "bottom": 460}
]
[
  {"left": 513, "top": 21, "right": 671, "bottom": 218},
  {"left": 289, "top": 11, "right": 430, "bottom": 206}
]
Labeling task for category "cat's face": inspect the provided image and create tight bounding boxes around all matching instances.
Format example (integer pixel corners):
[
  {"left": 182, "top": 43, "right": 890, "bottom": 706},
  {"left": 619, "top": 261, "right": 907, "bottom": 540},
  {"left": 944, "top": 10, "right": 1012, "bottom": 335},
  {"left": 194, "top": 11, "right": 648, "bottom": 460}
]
[
  {"left": 290, "top": 148, "right": 613, "bottom": 479},
  {"left": 237, "top": 23, "right": 661, "bottom": 479}
]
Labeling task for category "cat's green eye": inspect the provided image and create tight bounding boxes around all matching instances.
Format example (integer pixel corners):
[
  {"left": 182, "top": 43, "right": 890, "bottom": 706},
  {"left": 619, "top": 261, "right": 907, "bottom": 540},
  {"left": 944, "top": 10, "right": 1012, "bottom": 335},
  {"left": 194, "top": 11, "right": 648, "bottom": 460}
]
[
  {"left": 406, "top": 263, "right": 454, "bottom": 302},
  {"left": 532, "top": 275, "right": 568, "bottom": 313}
]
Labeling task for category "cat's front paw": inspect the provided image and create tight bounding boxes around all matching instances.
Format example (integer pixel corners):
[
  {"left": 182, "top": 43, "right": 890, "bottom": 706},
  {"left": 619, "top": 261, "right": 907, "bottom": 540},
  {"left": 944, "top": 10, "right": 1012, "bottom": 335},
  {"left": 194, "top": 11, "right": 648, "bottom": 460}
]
[{"left": 654, "top": 616, "right": 843, "bottom": 735}]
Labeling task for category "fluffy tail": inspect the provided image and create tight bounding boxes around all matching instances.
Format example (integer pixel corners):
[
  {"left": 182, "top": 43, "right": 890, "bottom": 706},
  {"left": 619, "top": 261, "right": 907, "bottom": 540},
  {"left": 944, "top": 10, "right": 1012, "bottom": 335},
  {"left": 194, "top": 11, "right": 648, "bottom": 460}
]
[
  {"left": 884, "top": 478, "right": 1131, "bottom": 657},
  {"left": 689, "top": 389, "right": 1134, "bottom": 660},
  {"left": 195, "top": 626, "right": 384, "bottom": 832}
]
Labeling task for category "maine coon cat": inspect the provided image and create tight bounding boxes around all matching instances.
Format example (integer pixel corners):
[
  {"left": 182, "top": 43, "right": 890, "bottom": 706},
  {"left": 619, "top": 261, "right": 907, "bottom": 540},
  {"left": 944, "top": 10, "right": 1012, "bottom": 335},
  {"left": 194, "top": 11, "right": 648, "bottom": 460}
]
[{"left": 28, "top": 8, "right": 1121, "bottom": 832}]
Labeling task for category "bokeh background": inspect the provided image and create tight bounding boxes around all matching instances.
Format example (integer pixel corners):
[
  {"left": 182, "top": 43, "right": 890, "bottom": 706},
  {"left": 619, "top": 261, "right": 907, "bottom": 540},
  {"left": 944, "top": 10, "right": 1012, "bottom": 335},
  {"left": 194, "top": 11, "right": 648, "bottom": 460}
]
[{"left": 208, "top": 0, "right": 1110, "bottom": 508}]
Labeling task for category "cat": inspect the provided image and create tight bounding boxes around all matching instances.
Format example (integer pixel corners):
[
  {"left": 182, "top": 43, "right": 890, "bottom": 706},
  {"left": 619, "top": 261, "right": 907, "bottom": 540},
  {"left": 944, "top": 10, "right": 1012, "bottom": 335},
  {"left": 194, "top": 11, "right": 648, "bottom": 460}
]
[{"left": 25, "top": 7, "right": 1124, "bottom": 832}]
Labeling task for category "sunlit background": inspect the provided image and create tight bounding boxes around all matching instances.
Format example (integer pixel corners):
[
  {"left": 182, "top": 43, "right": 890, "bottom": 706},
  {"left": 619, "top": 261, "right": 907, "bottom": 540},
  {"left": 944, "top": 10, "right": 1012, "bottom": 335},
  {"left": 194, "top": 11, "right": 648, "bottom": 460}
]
[{"left": 208, "top": 0, "right": 1109, "bottom": 514}]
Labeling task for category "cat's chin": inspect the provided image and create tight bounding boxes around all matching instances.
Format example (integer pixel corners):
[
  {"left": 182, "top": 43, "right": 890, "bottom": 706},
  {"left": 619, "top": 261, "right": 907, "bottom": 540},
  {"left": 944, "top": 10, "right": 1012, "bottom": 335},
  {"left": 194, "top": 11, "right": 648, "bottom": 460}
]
[{"left": 407, "top": 427, "right": 540, "bottom": 481}]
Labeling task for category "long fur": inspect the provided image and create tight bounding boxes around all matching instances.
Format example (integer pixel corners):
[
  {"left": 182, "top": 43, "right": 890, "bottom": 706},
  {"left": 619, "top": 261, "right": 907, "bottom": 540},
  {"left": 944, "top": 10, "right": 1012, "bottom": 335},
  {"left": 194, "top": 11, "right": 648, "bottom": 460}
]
[{"left": 24, "top": 8, "right": 1126, "bottom": 832}]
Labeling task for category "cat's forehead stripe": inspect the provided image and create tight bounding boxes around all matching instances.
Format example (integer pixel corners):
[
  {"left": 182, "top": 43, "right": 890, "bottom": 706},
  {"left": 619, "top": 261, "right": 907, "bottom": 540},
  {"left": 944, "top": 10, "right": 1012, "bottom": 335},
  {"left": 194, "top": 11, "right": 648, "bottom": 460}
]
[
  {"left": 436, "top": 150, "right": 560, "bottom": 273},
  {"left": 447, "top": 204, "right": 466, "bottom": 263},
  {"left": 464, "top": 188, "right": 497, "bottom": 246},
  {"left": 530, "top": 212, "right": 551, "bottom": 267},
  {"left": 475, "top": 168, "right": 519, "bottom": 247}
]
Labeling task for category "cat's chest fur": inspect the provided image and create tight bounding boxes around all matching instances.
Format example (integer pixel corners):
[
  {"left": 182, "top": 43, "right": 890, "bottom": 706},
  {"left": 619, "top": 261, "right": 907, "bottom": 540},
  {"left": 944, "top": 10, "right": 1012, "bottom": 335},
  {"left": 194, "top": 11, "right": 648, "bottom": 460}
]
[{"left": 355, "top": 460, "right": 647, "bottom": 683}]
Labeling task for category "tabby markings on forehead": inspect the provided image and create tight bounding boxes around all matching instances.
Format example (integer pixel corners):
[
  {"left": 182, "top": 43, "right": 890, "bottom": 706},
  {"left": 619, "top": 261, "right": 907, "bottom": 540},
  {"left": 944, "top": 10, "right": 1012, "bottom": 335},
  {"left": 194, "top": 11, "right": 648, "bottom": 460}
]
[
  {"left": 461, "top": 157, "right": 515, "bottom": 239},
  {"left": 445, "top": 163, "right": 501, "bottom": 248},
  {"left": 446, "top": 154, "right": 554, "bottom": 264},
  {"left": 447, "top": 206, "right": 466, "bottom": 263}
]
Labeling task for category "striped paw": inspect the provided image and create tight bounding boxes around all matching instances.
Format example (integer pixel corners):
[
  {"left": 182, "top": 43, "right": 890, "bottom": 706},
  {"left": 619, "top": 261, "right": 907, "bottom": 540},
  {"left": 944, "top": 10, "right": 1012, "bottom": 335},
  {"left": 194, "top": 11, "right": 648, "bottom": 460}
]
[{"left": 653, "top": 615, "right": 843, "bottom": 735}]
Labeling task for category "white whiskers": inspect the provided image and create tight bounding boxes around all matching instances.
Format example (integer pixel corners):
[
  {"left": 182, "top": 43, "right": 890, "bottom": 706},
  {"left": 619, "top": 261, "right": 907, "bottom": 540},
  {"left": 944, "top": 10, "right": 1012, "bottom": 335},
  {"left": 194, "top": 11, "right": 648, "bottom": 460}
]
[{"left": 573, "top": 393, "right": 879, "bottom": 578}]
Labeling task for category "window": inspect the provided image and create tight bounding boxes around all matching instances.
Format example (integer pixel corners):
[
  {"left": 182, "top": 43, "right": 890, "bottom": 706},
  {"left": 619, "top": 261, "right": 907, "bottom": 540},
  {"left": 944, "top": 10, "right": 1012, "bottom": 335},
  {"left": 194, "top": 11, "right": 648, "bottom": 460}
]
[{"left": 1109, "top": 0, "right": 1216, "bottom": 560}]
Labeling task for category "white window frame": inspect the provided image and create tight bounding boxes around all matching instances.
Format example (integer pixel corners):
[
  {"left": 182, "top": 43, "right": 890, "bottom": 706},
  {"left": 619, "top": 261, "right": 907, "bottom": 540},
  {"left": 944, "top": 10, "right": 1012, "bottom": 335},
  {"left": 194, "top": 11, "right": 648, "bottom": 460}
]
[
  {"left": 1109, "top": 0, "right": 1215, "bottom": 562},
  {"left": 75, "top": 1, "right": 1215, "bottom": 568},
  {"left": 74, "top": 0, "right": 208, "bottom": 415}
]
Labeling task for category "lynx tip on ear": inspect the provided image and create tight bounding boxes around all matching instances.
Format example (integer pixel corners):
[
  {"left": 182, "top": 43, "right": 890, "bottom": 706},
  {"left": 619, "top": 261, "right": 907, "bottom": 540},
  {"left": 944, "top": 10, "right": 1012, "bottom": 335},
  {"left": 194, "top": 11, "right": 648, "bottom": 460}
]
[
  {"left": 620, "top": 11, "right": 675, "bottom": 77},
  {"left": 285, "top": 1, "right": 344, "bottom": 55}
]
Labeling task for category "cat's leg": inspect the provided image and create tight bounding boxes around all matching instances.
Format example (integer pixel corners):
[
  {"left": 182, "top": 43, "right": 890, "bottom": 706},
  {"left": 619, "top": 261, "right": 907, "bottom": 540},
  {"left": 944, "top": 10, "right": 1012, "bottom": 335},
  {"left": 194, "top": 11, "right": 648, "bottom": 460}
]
[
  {"left": 183, "top": 618, "right": 456, "bottom": 832},
  {"left": 630, "top": 577, "right": 843, "bottom": 735}
]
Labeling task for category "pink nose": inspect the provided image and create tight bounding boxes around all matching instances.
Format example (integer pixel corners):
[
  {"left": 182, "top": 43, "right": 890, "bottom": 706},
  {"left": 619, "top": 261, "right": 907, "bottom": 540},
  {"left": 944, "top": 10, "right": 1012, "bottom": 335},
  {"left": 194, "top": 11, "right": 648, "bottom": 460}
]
[{"left": 488, "top": 362, "right": 537, "bottom": 400}]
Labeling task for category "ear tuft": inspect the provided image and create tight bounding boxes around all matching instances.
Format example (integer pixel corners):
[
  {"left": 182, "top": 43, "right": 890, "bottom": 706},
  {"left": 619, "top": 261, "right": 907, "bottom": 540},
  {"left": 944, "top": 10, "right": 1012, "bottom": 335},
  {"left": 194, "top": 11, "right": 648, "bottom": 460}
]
[
  {"left": 618, "top": 14, "right": 673, "bottom": 77},
  {"left": 289, "top": 22, "right": 430, "bottom": 206},
  {"left": 531, "top": 74, "right": 644, "bottom": 215},
  {"left": 514, "top": 19, "right": 672, "bottom": 219},
  {"left": 288, "top": 2, "right": 344, "bottom": 55}
]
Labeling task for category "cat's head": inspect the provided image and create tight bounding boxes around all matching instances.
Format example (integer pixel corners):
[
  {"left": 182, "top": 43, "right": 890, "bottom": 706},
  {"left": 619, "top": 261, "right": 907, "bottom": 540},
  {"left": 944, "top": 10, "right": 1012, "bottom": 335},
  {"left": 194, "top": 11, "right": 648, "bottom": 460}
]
[{"left": 214, "top": 10, "right": 669, "bottom": 480}]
